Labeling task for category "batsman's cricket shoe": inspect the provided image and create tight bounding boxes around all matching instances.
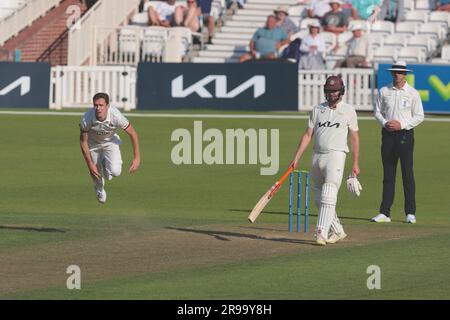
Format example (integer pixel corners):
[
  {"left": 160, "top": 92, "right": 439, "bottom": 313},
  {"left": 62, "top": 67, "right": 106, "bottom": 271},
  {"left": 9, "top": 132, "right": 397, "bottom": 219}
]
[
  {"left": 96, "top": 188, "right": 107, "bottom": 204},
  {"left": 406, "top": 214, "right": 416, "bottom": 224},
  {"left": 315, "top": 232, "right": 327, "bottom": 246},
  {"left": 327, "top": 232, "right": 347, "bottom": 244},
  {"left": 371, "top": 213, "right": 391, "bottom": 223}
]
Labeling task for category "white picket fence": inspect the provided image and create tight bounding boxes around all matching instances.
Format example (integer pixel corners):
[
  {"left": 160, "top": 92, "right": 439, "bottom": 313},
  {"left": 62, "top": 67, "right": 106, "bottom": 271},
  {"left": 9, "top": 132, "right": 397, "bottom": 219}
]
[
  {"left": 299, "top": 68, "right": 375, "bottom": 111},
  {"left": 49, "top": 66, "right": 375, "bottom": 111},
  {"left": 50, "top": 66, "right": 137, "bottom": 110}
]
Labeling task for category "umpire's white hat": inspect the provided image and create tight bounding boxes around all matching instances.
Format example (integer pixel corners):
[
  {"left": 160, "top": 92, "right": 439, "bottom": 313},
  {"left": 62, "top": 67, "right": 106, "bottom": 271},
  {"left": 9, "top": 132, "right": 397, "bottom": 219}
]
[{"left": 387, "top": 61, "right": 413, "bottom": 72}]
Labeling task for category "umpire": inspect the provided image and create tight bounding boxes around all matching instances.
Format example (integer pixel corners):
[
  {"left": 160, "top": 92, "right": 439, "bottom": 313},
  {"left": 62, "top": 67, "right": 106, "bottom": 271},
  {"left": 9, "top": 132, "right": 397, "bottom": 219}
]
[{"left": 372, "top": 61, "right": 424, "bottom": 224}]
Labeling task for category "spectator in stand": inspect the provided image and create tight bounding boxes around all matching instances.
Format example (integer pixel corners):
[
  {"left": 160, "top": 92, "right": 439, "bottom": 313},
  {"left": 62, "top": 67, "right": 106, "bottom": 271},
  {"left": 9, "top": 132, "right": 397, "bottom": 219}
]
[
  {"left": 239, "top": 15, "right": 289, "bottom": 63},
  {"left": 198, "top": 0, "right": 216, "bottom": 44},
  {"left": 352, "top": 0, "right": 382, "bottom": 22},
  {"left": 174, "top": 0, "right": 201, "bottom": 33},
  {"left": 379, "top": 0, "right": 405, "bottom": 22},
  {"left": 436, "top": 0, "right": 450, "bottom": 11},
  {"left": 308, "top": 0, "right": 332, "bottom": 19},
  {"left": 322, "top": 0, "right": 348, "bottom": 36},
  {"left": 298, "top": 20, "right": 326, "bottom": 69},
  {"left": 334, "top": 23, "right": 369, "bottom": 68},
  {"left": 274, "top": 5, "right": 300, "bottom": 38},
  {"left": 226, "top": 0, "right": 245, "bottom": 10},
  {"left": 147, "top": 0, "right": 177, "bottom": 27},
  {"left": 341, "top": 0, "right": 355, "bottom": 20}
]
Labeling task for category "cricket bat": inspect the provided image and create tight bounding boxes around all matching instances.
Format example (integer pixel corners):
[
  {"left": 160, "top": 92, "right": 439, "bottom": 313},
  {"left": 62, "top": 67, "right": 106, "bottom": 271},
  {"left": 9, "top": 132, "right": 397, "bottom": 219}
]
[{"left": 248, "top": 167, "right": 294, "bottom": 223}]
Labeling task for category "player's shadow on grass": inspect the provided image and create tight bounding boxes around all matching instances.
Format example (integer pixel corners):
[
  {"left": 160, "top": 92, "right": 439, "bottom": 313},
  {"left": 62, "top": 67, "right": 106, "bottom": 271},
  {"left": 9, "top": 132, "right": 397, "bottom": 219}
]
[
  {"left": 228, "top": 209, "right": 372, "bottom": 222},
  {"left": 0, "top": 225, "right": 66, "bottom": 233},
  {"left": 166, "top": 227, "right": 317, "bottom": 246}
]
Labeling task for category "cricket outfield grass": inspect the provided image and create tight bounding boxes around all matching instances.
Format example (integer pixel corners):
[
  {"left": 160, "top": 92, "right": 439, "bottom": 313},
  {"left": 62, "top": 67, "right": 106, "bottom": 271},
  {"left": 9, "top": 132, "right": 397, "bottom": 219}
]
[{"left": 0, "top": 110, "right": 449, "bottom": 300}]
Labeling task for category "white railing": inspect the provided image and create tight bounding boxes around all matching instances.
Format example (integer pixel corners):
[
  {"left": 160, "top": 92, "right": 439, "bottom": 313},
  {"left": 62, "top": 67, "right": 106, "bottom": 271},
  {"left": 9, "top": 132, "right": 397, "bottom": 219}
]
[
  {"left": 49, "top": 66, "right": 375, "bottom": 112},
  {"left": 0, "top": 0, "right": 61, "bottom": 46},
  {"left": 50, "top": 66, "right": 137, "bottom": 110},
  {"left": 68, "top": 0, "right": 141, "bottom": 66},
  {"left": 298, "top": 68, "right": 375, "bottom": 111}
]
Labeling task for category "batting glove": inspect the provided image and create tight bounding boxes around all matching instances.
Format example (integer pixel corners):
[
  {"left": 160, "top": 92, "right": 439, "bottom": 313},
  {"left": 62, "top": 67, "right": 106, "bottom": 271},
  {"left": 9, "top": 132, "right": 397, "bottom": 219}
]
[{"left": 346, "top": 176, "right": 362, "bottom": 197}]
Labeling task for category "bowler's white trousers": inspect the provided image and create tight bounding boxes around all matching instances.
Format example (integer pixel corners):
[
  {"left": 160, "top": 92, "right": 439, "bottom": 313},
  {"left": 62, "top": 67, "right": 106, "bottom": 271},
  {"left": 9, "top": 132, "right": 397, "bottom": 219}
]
[{"left": 89, "top": 143, "right": 123, "bottom": 190}]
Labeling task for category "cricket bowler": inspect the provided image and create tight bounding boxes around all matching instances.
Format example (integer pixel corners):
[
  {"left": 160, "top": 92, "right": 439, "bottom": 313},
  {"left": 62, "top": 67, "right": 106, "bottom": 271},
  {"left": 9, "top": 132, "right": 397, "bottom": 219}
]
[{"left": 79, "top": 92, "right": 141, "bottom": 203}]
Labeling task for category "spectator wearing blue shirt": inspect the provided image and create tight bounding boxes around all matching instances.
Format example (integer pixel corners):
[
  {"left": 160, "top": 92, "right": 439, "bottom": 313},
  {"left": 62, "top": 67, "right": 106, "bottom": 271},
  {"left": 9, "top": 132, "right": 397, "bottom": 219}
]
[
  {"left": 239, "top": 15, "right": 289, "bottom": 63},
  {"left": 274, "top": 5, "right": 299, "bottom": 38},
  {"left": 436, "top": 0, "right": 450, "bottom": 11},
  {"left": 351, "top": 0, "right": 382, "bottom": 21}
]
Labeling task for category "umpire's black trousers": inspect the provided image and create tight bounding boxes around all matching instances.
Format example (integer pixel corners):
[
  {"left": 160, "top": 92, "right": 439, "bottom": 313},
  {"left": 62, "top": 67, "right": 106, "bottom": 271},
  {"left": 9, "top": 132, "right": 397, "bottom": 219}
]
[{"left": 379, "top": 128, "right": 416, "bottom": 217}]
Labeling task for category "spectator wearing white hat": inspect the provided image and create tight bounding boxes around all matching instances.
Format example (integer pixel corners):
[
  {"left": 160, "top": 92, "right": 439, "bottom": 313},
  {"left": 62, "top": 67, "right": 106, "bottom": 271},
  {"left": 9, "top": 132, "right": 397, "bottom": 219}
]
[
  {"left": 274, "top": 5, "right": 300, "bottom": 38},
  {"left": 321, "top": 0, "right": 348, "bottom": 36},
  {"left": 334, "top": 23, "right": 369, "bottom": 68},
  {"left": 298, "top": 21, "right": 326, "bottom": 69}
]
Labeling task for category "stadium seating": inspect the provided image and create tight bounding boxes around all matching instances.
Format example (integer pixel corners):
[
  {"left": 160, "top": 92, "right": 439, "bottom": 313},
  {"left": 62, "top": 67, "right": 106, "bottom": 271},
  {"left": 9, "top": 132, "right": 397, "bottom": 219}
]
[
  {"left": 142, "top": 26, "right": 169, "bottom": 61},
  {"left": 397, "top": 46, "right": 427, "bottom": 62},
  {"left": 0, "top": 0, "right": 27, "bottom": 21},
  {"left": 92, "top": 0, "right": 450, "bottom": 66}
]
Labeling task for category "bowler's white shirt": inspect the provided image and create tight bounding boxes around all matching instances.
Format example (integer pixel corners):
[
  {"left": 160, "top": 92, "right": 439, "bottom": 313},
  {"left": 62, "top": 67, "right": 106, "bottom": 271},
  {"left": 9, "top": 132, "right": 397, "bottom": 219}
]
[
  {"left": 308, "top": 101, "right": 359, "bottom": 153},
  {"left": 80, "top": 106, "right": 130, "bottom": 150},
  {"left": 374, "top": 82, "right": 424, "bottom": 130}
]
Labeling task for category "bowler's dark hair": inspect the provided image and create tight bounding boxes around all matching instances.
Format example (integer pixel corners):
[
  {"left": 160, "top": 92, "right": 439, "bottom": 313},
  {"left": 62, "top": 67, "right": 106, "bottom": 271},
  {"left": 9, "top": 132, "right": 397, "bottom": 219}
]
[{"left": 93, "top": 92, "right": 110, "bottom": 105}]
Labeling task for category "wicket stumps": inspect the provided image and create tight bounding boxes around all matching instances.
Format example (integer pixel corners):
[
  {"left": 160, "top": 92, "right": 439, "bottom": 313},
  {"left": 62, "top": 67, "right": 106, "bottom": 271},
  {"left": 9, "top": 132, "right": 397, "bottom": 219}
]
[{"left": 289, "top": 170, "right": 310, "bottom": 233}]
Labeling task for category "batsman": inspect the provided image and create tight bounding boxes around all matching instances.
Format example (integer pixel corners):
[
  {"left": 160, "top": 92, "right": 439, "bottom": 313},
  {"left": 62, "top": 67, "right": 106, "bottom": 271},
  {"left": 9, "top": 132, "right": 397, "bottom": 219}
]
[{"left": 290, "top": 76, "right": 361, "bottom": 245}]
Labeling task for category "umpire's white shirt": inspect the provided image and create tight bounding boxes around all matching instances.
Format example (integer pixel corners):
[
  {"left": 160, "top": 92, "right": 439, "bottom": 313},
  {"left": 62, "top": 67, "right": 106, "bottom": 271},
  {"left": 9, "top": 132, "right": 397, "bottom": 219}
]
[
  {"left": 308, "top": 101, "right": 359, "bottom": 154},
  {"left": 80, "top": 106, "right": 130, "bottom": 150},
  {"left": 374, "top": 82, "right": 424, "bottom": 130}
]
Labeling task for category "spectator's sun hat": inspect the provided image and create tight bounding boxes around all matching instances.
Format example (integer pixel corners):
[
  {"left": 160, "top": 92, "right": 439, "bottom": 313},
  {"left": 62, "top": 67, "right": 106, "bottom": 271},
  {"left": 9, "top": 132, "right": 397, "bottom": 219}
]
[
  {"left": 329, "top": 0, "right": 344, "bottom": 5},
  {"left": 308, "top": 20, "right": 321, "bottom": 29},
  {"left": 387, "top": 61, "right": 413, "bottom": 73},
  {"left": 350, "top": 23, "right": 364, "bottom": 31},
  {"left": 274, "top": 5, "right": 289, "bottom": 15}
]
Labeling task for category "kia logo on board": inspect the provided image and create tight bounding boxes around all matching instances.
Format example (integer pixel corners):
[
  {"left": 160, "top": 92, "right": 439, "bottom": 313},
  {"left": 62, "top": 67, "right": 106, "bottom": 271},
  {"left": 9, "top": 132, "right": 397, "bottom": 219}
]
[
  {"left": 171, "top": 75, "right": 266, "bottom": 99},
  {"left": 0, "top": 76, "right": 31, "bottom": 96}
]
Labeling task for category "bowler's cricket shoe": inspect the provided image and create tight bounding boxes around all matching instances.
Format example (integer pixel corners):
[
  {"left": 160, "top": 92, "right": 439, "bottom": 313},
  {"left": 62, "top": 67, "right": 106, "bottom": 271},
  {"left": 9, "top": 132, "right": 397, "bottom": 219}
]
[
  {"left": 406, "top": 214, "right": 416, "bottom": 224},
  {"left": 96, "top": 189, "right": 107, "bottom": 204},
  {"left": 371, "top": 213, "right": 391, "bottom": 223},
  {"left": 327, "top": 232, "right": 347, "bottom": 244}
]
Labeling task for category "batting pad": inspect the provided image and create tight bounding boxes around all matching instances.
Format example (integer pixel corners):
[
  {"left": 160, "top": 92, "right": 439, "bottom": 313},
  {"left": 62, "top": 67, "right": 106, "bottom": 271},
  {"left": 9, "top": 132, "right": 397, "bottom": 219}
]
[
  {"left": 330, "top": 216, "right": 345, "bottom": 235},
  {"left": 321, "top": 183, "right": 337, "bottom": 205},
  {"left": 316, "top": 183, "right": 338, "bottom": 239}
]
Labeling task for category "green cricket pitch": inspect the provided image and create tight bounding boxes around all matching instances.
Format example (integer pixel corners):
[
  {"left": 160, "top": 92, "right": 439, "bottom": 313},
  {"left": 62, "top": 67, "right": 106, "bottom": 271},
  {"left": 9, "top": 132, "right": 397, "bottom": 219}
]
[{"left": 1, "top": 110, "right": 449, "bottom": 299}]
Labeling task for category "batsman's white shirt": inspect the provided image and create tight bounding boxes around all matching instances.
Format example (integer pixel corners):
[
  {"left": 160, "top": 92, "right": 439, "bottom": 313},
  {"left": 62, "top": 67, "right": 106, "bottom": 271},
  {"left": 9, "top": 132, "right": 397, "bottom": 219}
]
[
  {"left": 308, "top": 101, "right": 359, "bottom": 154},
  {"left": 80, "top": 106, "right": 130, "bottom": 150}
]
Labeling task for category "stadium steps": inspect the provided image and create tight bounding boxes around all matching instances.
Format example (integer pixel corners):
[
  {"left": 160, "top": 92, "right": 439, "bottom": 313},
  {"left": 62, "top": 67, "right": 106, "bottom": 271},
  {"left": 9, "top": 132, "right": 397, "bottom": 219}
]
[
  {"left": 194, "top": 0, "right": 297, "bottom": 63},
  {"left": 1, "top": 0, "right": 88, "bottom": 65}
]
